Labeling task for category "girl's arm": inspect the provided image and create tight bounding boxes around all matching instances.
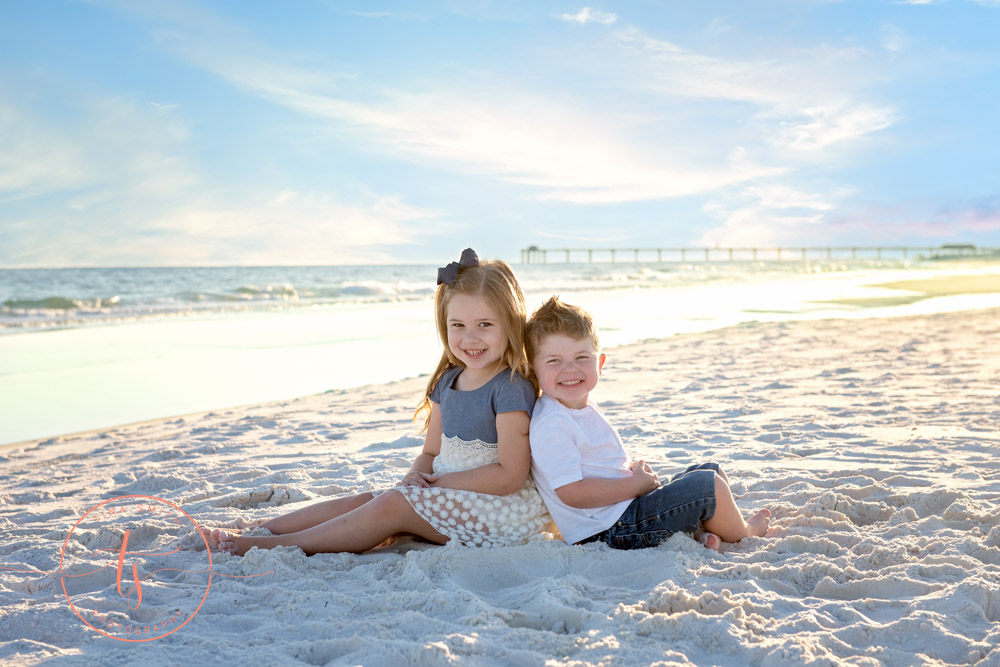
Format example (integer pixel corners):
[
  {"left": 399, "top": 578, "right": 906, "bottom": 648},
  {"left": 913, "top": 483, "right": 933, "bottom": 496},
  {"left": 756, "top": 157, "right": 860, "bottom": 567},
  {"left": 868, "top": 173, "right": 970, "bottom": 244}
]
[
  {"left": 431, "top": 410, "right": 530, "bottom": 496},
  {"left": 398, "top": 402, "right": 443, "bottom": 487}
]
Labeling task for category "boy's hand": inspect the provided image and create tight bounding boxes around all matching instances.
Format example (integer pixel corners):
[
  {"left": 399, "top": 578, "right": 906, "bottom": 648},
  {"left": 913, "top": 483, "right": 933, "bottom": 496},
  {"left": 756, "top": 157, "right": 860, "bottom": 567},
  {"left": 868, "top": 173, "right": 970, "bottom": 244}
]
[
  {"left": 398, "top": 471, "right": 437, "bottom": 488},
  {"left": 629, "top": 460, "right": 659, "bottom": 494}
]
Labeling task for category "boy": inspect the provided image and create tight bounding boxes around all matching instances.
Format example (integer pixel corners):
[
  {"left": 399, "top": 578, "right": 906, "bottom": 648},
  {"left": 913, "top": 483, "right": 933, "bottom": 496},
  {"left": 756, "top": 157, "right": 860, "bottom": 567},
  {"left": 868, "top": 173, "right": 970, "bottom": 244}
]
[{"left": 526, "top": 296, "right": 769, "bottom": 549}]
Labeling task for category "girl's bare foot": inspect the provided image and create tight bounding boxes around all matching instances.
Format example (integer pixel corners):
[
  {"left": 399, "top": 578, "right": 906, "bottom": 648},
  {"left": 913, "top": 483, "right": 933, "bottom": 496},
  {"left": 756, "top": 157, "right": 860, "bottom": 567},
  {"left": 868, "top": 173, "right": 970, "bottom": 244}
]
[
  {"left": 210, "top": 528, "right": 238, "bottom": 554},
  {"left": 695, "top": 530, "right": 721, "bottom": 551},
  {"left": 746, "top": 509, "right": 771, "bottom": 537}
]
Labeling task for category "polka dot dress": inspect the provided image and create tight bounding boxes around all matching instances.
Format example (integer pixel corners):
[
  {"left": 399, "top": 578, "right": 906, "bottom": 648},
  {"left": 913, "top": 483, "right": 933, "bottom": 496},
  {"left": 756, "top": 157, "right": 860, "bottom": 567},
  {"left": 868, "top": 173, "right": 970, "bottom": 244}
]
[{"left": 389, "top": 435, "right": 553, "bottom": 547}]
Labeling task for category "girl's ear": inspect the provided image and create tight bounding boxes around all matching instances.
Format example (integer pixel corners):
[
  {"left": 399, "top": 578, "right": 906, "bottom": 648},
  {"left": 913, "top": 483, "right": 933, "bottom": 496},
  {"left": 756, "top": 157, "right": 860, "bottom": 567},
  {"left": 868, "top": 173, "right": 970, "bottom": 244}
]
[{"left": 598, "top": 353, "right": 607, "bottom": 373}]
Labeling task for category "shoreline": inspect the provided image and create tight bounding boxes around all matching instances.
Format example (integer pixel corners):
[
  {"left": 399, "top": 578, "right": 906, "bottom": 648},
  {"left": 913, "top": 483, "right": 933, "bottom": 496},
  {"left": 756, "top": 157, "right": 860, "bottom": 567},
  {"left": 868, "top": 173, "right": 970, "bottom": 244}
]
[
  {"left": 2, "top": 279, "right": 999, "bottom": 449},
  {"left": 3, "top": 287, "right": 999, "bottom": 452},
  {"left": 2, "top": 306, "right": 999, "bottom": 664}
]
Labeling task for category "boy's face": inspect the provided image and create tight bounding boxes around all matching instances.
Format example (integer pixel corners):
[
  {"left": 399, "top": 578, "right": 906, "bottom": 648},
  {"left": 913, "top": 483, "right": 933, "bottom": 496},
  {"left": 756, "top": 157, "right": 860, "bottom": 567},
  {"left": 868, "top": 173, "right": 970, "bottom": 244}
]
[{"left": 532, "top": 333, "right": 605, "bottom": 410}]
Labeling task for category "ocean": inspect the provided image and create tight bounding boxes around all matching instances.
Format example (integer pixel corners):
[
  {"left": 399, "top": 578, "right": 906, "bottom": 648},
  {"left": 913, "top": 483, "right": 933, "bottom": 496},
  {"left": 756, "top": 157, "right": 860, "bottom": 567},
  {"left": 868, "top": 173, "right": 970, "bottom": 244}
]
[{"left": 3, "top": 257, "right": 999, "bottom": 446}]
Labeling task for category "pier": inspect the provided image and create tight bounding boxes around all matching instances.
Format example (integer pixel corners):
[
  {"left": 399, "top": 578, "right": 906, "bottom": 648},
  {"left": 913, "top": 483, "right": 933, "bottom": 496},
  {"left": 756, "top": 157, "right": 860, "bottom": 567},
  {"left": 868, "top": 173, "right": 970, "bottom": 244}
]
[{"left": 520, "top": 244, "right": 998, "bottom": 264}]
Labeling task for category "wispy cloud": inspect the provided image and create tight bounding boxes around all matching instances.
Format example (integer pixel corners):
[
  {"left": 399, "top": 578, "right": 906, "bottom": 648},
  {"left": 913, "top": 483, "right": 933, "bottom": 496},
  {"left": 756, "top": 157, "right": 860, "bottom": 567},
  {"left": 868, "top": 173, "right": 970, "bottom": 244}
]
[
  {"left": 0, "top": 81, "right": 196, "bottom": 202},
  {"left": 51, "top": 0, "right": 967, "bottom": 254},
  {"left": 0, "top": 71, "right": 439, "bottom": 267},
  {"left": 772, "top": 103, "right": 898, "bottom": 152},
  {"left": 0, "top": 185, "right": 439, "bottom": 267},
  {"left": 609, "top": 30, "right": 898, "bottom": 154},
  {"left": 558, "top": 7, "right": 617, "bottom": 25},
  {"left": 138, "top": 15, "right": 778, "bottom": 204},
  {"left": 698, "top": 183, "right": 848, "bottom": 247}
]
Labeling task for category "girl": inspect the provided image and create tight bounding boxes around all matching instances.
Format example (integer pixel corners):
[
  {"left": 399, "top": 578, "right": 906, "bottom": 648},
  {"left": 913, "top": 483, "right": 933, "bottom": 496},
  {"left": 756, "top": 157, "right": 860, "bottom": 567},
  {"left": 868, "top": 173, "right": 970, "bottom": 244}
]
[{"left": 212, "top": 249, "right": 552, "bottom": 555}]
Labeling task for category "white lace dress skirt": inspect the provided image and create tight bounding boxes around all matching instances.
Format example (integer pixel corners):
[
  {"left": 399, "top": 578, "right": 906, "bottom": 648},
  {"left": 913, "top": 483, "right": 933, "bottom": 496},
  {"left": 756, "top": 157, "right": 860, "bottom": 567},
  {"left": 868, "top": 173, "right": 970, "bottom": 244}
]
[{"left": 384, "top": 435, "right": 553, "bottom": 547}]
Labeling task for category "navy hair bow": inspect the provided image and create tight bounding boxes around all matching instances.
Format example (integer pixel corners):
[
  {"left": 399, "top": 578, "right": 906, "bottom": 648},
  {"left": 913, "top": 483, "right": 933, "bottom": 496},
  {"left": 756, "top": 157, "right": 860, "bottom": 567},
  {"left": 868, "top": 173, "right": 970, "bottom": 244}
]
[{"left": 436, "top": 248, "right": 480, "bottom": 286}]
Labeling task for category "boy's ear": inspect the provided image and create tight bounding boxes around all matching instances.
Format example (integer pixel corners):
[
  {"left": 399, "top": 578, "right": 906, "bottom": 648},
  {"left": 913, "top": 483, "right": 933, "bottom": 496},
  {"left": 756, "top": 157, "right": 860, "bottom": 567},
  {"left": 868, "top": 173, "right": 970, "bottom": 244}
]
[{"left": 598, "top": 353, "right": 607, "bottom": 373}]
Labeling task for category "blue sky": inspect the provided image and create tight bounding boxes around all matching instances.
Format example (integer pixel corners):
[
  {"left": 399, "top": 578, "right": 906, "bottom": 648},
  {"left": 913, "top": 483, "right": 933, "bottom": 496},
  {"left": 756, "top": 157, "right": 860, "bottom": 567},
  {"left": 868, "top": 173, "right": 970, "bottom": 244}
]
[{"left": 1, "top": 0, "right": 999, "bottom": 267}]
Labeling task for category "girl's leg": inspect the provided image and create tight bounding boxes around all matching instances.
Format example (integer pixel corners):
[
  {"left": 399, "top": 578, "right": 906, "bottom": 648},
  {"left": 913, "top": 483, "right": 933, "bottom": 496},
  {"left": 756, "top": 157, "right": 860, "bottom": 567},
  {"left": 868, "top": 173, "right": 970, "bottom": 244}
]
[
  {"left": 703, "top": 475, "right": 769, "bottom": 542},
  {"left": 222, "top": 490, "right": 447, "bottom": 556},
  {"left": 262, "top": 492, "right": 376, "bottom": 534}
]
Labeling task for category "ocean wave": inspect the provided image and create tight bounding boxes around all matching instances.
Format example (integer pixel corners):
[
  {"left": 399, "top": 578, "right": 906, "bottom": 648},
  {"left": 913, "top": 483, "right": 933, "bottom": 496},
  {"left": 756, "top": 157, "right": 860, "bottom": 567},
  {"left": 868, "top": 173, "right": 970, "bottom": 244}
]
[
  {"left": 0, "top": 292, "right": 430, "bottom": 333},
  {"left": 232, "top": 284, "right": 301, "bottom": 300},
  {"left": 2, "top": 295, "right": 120, "bottom": 311}
]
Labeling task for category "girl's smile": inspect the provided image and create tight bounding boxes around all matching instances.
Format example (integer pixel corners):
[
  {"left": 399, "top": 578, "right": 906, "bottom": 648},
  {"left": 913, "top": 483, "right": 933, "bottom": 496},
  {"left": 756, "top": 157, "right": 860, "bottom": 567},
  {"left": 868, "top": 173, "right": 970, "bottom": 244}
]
[{"left": 446, "top": 293, "right": 507, "bottom": 380}]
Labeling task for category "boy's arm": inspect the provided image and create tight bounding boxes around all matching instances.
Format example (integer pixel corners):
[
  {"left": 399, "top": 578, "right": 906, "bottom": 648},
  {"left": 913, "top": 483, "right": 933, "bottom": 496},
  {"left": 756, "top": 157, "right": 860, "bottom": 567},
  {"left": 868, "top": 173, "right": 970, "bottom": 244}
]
[{"left": 555, "top": 460, "right": 658, "bottom": 508}]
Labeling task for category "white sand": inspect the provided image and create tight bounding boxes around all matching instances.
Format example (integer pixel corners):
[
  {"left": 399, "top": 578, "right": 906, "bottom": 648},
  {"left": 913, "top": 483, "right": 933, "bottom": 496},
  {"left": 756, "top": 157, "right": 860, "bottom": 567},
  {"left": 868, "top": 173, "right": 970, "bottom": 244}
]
[{"left": 1, "top": 308, "right": 998, "bottom": 666}]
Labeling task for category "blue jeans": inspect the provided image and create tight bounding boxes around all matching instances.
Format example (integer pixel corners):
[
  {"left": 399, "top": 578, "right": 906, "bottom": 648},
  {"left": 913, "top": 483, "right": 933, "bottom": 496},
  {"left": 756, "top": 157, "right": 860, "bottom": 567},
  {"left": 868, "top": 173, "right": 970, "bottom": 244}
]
[{"left": 583, "top": 463, "right": 719, "bottom": 550}]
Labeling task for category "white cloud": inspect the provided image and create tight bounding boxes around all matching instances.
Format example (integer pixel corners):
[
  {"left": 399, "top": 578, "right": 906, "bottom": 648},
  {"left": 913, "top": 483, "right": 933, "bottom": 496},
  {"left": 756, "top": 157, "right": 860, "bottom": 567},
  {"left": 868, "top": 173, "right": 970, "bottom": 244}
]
[
  {"left": 559, "top": 7, "right": 617, "bottom": 25},
  {"left": 141, "top": 192, "right": 437, "bottom": 265},
  {"left": 697, "top": 183, "right": 850, "bottom": 247},
  {"left": 773, "top": 103, "right": 898, "bottom": 152},
  {"left": 0, "top": 73, "right": 440, "bottom": 267},
  {"left": 144, "top": 25, "right": 778, "bottom": 204},
  {"left": 609, "top": 30, "right": 897, "bottom": 154},
  {"left": 89, "top": 1, "right": 896, "bottom": 212},
  {"left": 0, "top": 86, "right": 196, "bottom": 203},
  {"left": 2, "top": 187, "right": 439, "bottom": 267},
  {"left": 63, "top": 0, "right": 914, "bottom": 254}
]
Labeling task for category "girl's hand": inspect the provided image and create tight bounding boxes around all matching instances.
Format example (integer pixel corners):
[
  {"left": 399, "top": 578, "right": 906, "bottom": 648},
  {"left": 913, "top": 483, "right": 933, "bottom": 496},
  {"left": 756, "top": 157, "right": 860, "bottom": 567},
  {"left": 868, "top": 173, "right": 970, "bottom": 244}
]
[
  {"left": 629, "top": 459, "right": 659, "bottom": 494},
  {"left": 397, "top": 471, "right": 437, "bottom": 488}
]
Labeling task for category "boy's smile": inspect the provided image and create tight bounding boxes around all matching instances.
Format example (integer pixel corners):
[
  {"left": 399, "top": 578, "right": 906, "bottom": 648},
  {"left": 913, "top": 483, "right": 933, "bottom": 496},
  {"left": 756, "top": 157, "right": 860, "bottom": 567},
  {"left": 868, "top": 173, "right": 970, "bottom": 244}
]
[{"left": 532, "top": 334, "right": 605, "bottom": 410}]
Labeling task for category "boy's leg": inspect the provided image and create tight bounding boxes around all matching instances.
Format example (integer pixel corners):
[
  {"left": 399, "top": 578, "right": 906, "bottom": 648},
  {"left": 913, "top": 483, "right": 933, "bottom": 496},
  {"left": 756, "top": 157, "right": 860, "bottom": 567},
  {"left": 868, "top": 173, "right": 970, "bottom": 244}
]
[
  {"left": 603, "top": 469, "right": 717, "bottom": 549},
  {"left": 222, "top": 490, "right": 448, "bottom": 556},
  {"left": 603, "top": 471, "right": 767, "bottom": 549},
  {"left": 262, "top": 492, "right": 376, "bottom": 534},
  {"left": 702, "top": 475, "right": 769, "bottom": 542},
  {"left": 671, "top": 462, "right": 729, "bottom": 485}
]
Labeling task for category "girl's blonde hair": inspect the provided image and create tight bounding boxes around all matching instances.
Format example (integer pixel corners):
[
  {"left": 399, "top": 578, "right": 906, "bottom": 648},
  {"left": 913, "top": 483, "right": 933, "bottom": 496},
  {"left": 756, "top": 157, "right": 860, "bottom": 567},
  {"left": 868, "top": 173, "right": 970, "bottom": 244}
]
[{"left": 415, "top": 255, "right": 535, "bottom": 431}]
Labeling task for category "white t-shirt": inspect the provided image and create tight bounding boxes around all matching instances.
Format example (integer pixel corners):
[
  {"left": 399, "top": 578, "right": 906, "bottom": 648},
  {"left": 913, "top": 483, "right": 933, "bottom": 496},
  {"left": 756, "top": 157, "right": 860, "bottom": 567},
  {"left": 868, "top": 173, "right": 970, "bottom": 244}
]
[{"left": 529, "top": 394, "right": 634, "bottom": 544}]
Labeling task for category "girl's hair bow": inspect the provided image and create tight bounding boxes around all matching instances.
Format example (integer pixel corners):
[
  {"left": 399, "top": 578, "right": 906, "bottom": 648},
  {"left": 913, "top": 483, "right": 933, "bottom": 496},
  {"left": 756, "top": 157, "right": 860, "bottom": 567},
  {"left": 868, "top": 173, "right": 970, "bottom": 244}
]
[{"left": 436, "top": 248, "right": 480, "bottom": 286}]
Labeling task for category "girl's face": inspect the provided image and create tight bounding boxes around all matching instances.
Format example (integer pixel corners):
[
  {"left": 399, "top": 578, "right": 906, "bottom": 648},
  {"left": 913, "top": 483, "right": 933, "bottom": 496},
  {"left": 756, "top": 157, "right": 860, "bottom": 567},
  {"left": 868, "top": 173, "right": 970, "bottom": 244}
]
[{"left": 446, "top": 293, "right": 507, "bottom": 374}]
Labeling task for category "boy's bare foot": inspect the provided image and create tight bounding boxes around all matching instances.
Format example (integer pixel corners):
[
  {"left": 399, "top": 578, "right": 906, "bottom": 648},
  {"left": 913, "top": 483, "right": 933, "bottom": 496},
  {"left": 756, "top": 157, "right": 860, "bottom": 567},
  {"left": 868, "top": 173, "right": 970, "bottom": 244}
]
[
  {"left": 746, "top": 509, "right": 771, "bottom": 537},
  {"left": 695, "top": 530, "right": 721, "bottom": 551}
]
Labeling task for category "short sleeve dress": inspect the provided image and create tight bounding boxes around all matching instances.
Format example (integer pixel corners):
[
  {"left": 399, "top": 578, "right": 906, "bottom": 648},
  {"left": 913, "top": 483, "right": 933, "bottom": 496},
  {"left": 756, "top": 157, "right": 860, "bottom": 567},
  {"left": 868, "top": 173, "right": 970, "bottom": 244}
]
[{"left": 386, "top": 366, "right": 553, "bottom": 547}]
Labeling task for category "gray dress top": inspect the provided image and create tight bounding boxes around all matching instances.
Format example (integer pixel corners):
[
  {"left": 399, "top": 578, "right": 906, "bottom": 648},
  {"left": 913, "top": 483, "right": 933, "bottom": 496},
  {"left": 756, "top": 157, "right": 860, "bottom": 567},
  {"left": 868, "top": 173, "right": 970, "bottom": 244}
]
[{"left": 430, "top": 366, "right": 536, "bottom": 443}]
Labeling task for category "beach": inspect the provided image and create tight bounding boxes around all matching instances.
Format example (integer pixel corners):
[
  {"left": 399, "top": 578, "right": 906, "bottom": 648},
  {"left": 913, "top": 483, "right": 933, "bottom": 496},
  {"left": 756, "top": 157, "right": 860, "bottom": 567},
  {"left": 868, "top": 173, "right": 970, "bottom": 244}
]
[{"left": 2, "top": 305, "right": 998, "bottom": 666}]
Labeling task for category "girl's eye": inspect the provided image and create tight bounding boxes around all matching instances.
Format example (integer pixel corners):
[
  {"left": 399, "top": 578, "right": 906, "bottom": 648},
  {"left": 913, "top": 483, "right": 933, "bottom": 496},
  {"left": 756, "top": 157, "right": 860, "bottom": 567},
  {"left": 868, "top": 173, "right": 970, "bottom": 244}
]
[{"left": 479, "top": 322, "right": 492, "bottom": 328}]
